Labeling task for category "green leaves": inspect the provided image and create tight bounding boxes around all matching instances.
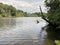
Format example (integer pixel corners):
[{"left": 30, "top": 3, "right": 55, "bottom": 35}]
[
  {"left": 55, "top": 40, "right": 60, "bottom": 45},
  {"left": 45, "top": 0, "right": 60, "bottom": 25},
  {"left": 0, "top": 3, "right": 29, "bottom": 17}
]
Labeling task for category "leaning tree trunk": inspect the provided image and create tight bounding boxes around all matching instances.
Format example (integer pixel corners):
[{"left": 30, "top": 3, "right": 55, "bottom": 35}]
[
  {"left": 39, "top": 6, "right": 58, "bottom": 28},
  {"left": 39, "top": 6, "right": 58, "bottom": 45}
]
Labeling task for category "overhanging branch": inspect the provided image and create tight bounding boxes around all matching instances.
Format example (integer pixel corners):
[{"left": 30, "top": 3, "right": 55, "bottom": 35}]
[{"left": 39, "top": 6, "right": 58, "bottom": 27}]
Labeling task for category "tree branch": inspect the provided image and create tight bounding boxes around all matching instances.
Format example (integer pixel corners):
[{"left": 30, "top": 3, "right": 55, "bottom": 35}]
[{"left": 39, "top": 6, "right": 58, "bottom": 27}]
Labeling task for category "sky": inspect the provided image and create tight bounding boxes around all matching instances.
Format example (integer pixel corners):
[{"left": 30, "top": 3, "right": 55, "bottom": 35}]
[{"left": 0, "top": 0, "right": 47, "bottom": 13}]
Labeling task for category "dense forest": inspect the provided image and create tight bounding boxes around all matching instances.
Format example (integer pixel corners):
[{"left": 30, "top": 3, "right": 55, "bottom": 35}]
[
  {"left": 0, "top": 3, "right": 46, "bottom": 17},
  {"left": 0, "top": 3, "right": 26, "bottom": 17}
]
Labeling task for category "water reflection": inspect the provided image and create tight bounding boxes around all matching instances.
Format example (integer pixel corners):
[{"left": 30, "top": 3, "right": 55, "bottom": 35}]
[
  {"left": 0, "top": 18, "right": 16, "bottom": 26},
  {"left": 0, "top": 17, "right": 47, "bottom": 45}
]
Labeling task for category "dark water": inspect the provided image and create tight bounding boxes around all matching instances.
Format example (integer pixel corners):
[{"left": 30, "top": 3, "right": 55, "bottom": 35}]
[{"left": 0, "top": 17, "right": 47, "bottom": 45}]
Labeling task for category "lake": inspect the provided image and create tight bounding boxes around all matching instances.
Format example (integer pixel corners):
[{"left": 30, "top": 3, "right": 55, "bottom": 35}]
[{"left": 0, "top": 17, "right": 47, "bottom": 45}]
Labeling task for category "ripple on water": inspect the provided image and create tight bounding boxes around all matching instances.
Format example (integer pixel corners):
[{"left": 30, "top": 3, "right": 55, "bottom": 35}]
[{"left": 0, "top": 17, "right": 47, "bottom": 45}]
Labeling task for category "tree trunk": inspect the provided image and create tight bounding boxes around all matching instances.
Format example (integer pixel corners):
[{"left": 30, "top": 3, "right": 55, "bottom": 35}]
[{"left": 39, "top": 6, "right": 58, "bottom": 27}]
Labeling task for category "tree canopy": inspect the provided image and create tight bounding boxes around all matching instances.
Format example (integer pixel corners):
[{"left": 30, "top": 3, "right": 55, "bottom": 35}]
[
  {"left": 43, "top": 0, "right": 60, "bottom": 43},
  {"left": 45, "top": 0, "right": 60, "bottom": 26},
  {"left": 0, "top": 3, "right": 30, "bottom": 17}
]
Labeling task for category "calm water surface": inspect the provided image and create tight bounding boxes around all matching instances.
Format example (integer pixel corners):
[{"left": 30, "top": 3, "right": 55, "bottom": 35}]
[{"left": 0, "top": 17, "right": 47, "bottom": 45}]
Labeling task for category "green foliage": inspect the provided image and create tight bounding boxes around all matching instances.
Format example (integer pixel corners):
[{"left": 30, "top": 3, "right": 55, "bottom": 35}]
[
  {"left": 32, "top": 12, "right": 40, "bottom": 17},
  {"left": 0, "top": 3, "right": 30, "bottom": 17},
  {"left": 28, "top": 12, "right": 47, "bottom": 17},
  {"left": 29, "top": 13, "right": 39, "bottom": 17},
  {"left": 0, "top": 3, "right": 16, "bottom": 17},
  {"left": 23, "top": 12, "right": 28, "bottom": 17},
  {"left": 45, "top": 0, "right": 60, "bottom": 41},
  {"left": 16, "top": 10, "right": 24, "bottom": 17},
  {"left": 55, "top": 40, "right": 60, "bottom": 45},
  {"left": 45, "top": 0, "right": 60, "bottom": 25}
]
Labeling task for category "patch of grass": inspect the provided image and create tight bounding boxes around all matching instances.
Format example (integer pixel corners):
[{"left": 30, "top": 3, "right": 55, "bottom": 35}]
[
  {"left": 42, "top": 39, "right": 55, "bottom": 45},
  {"left": 55, "top": 40, "right": 60, "bottom": 45}
]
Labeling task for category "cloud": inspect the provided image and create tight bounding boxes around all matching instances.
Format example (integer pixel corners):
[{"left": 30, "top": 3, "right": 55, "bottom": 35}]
[
  {"left": 14, "top": 1, "right": 39, "bottom": 9},
  {"left": 0, "top": 0, "right": 46, "bottom": 13}
]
